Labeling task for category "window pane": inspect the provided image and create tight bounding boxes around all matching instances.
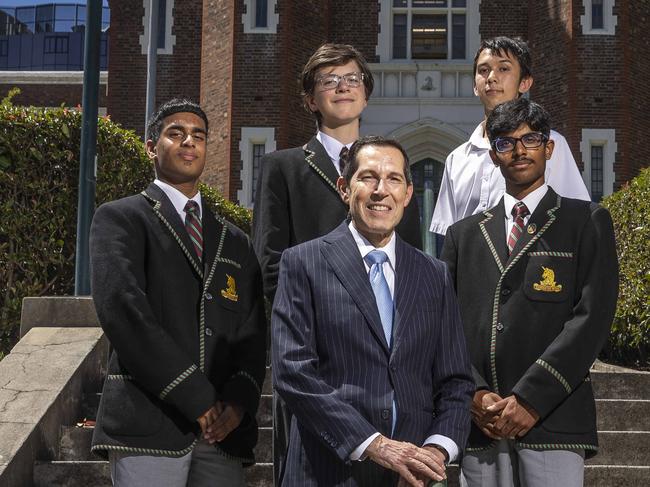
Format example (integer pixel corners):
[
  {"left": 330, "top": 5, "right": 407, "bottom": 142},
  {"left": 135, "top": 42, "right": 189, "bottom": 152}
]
[
  {"left": 252, "top": 144, "right": 265, "bottom": 201},
  {"left": 157, "top": 0, "right": 166, "bottom": 48},
  {"left": 55, "top": 20, "right": 75, "bottom": 32},
  {"left": 413, "top": 1, "right": 447, "bottom": 6},
  {"left": 393, "top": 0, "right": 408, "bottom": 6},
  {"left": 452, "top": 0, "right": 466, "bottom": 6},
  {"left": 591, "top": 145, "right": 604, "bottom": 202},
  {"left": 76, "top": 6, "right": 85, "bottom": 22},
  {"left": 55, "top": 5, "right": 76, "bottom": 21},
  {"left": 411, "top": 14, "right": 447, "bottom": 59},
  {"left": 255, "top": 0, "right": 268, "bottom": 28},
  {"left": 592, "top": 0, "right": 604, "bottom": 29},
  {"left": 0, "top": 40, "right": 8, "bottom": 57},
  {"left": 393, "top": 13, "right": 407, "bottom": 59},
  {"left": 452, "top": 13, "right": 465, "bottom": 59},
  {"left": 102, "top": 7, "right": 110, "bottom": 24},
  {"left": 36, "top": 5, "right": 54, "bottom": 22},
  {"left": 16, "top": 7, "right": 35, "bottom": 24}
]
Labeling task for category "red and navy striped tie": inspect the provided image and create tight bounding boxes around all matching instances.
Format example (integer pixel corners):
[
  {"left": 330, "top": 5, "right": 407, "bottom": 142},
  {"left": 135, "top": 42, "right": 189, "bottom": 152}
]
[
  {"left": 507, "top": 202, "right": 529, "bottom": 254},
  {"left": 184, "top": 200, "right": 203, "bottom": 260}
]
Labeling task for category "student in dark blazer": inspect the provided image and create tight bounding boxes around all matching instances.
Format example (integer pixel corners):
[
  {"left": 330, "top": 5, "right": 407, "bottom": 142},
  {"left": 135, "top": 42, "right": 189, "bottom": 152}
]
[
  {"left": 441, "top": 98, "right": 618, "bottom": 487},
  {"left": 90, "top": 99, "right": 266, "bottom": 486},
  {"left": 273, "top": 136, "right": 474, "bottom": 487},
  {"left": 252, "top": 44, "right": 421, "bottom": 484}
]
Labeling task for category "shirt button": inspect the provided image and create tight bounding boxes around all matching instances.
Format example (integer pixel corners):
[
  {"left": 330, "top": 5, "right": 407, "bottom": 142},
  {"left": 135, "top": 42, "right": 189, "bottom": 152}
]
[
  {"left": 496, "top": 323, "right": 504, "bottom": 332},
  {"left": 205, "top": 292, "right": 213, "bottom": 300},
  {"left": 381, "top": 409, "right": 390, "bottom": 420},
  {"left": 205, "top": 328, "right": 213, "bottom": 336}
]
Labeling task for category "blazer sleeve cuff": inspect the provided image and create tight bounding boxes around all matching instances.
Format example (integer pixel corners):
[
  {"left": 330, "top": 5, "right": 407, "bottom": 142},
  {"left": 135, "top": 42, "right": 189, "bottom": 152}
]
[
  {"left": 221, "top": 370, "right": 263, "bottom": 417},
  {"left": 162, "top": 367, "right": 218, "bottom": 422}
]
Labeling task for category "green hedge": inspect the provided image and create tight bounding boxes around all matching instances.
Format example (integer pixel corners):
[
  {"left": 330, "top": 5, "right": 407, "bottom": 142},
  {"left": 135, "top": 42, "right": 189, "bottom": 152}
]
[
  {"left": 0, "top": 90, "right": 250, "bottom": 356},
  {"left": 601, "top": 167, "right": 650, "bottom": 368}
]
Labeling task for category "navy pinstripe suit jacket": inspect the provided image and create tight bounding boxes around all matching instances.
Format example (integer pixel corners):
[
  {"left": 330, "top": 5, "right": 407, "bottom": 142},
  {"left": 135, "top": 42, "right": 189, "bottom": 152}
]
[{"left": 272, "top": 222, "right": 474, "bottom": 486}]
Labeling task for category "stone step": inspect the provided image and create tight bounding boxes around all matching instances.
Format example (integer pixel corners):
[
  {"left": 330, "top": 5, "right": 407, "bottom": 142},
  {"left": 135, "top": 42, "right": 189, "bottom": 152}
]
[
  {"left": 585, "top": 465, "right": 650, "bottom": 486},
  {"left": 254, "top": 427, "right": 272, "bottom": 463},
  {"left": 591, "top": 370, "right": 650, "bottom": 400},
  {"left": 263, "top": 366, "right": 272, "bottom": 395},
  {"left": 258, "top": 394, "right": 272, "bottom": 427},
  {"left": 596, "top": 399, "right": 650, "bottom": 431},
  {"left": 587, "top": 431, "right": 650, "bottom": 466},
  {"left": 80, "top": 392, "right": 101, "bottom": 420},
  {"left": 34, "top": 460, "right": 111, "bottom": 487}
]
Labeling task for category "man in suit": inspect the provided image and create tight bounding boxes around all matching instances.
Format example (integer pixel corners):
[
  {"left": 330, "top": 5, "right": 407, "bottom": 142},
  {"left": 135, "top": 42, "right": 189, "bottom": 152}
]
[
  {"left": 441, "top": 98, "right": 618, "bottom": 487},
  {"left": 90, "top": 99, "right": 267, "bottom": 486},
  {"left": 253, "top": 43, "right": 422, "bottom": 483},
  {"left": 273, "top": 135, "right": 474, "bottom": 486}
]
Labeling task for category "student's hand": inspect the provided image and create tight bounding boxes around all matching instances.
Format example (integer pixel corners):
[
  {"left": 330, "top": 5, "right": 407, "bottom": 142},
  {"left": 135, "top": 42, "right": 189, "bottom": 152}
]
[
  {"left": 196, "top": 404, "right": 220, "bottom": 435},
  {"left": 365, "top": 435, "right": 446, "bottom": 487},
  {"left": 203, "top": 401, "right": 244, "bottom": 443},
  {"left": 471, "top": 390, "right": 503, "bottom": 439},
  {"left": 488, "top": 394, "right": 539, "bottom": 438}
]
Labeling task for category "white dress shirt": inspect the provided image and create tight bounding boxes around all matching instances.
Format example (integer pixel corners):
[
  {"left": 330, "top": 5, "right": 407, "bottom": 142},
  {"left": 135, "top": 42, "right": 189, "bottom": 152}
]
[
  {"left": 154, "top": 179, "right": 202, "bottom": 223},
  {"left": 347, "top": 223, "right": 459, "bottom": 463},
  {"left": 317, "top": 130, "right": 353, "bottom": 176},
  {"left": 503, "top": 184, "right": 549, "bottom": 238},
  {"left": 429, "top": 123, "right": 590, "bottom": 235}
]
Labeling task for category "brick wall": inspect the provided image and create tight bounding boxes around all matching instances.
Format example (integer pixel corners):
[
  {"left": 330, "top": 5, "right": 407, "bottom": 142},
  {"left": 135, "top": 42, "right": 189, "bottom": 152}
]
[
  {"left": 479, "top": 2, "right": 528, "bottom": 40},
  {"left": 0, "top": 83, "right": 107, "bottom": 107}
]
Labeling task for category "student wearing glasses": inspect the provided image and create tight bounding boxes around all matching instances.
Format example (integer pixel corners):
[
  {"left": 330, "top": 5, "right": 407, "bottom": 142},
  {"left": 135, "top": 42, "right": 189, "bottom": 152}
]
[
  {"left": 441, "top": 97, "right": 618, "bottom": 487},
  {"left": 252, "top": 43, "right": 421, "bottom": 485},
  {"left": 430, "top": 36, "right": 590, "bottom": 239}
]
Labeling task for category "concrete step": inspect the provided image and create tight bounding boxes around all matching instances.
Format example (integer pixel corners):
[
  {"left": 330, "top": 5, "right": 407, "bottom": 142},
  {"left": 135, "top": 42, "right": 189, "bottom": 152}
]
[
  {"left": 584, "top": 465, "right": 650, "bottom": 486},
  {"left": 591, "top": 370, "right": 650, "bottom": 400},
  {"left": 34, "top": 460, "right": 111, "bottom": 487},
  {"left": 254, "top": 427, "right": 272, "bottom": 463},
  {"left": 80, "top": 392, "right": 101, "bottom": 420},
  {"left": 596, "top": 399, "right": 650, "bottom": 431},
  {"left": 263, "top": 366, "right": 272, "bottom": 395},
  {"left": 587, "top": 431, "right": 650, "bottom": 465},
  {"left": 258, "top": 394, "right": 272, "bottom": 427}
]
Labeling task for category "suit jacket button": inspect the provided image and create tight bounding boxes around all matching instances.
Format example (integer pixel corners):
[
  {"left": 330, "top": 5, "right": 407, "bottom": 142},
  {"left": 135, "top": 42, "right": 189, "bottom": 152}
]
[
  {"left": 501, "top": 288, "right": 511, "bottom": 296},
  {"left": 205, "top": 292, "right": 213, "bottom": 300},
  {"left": 381, "top": 409, "right": 390, "bottom": 420},
  {"left": 496, "top": 323, "right": 504, "bottom": 332},
  {"left": 205, "top": 328, "right": 213, "bottom": 336}
]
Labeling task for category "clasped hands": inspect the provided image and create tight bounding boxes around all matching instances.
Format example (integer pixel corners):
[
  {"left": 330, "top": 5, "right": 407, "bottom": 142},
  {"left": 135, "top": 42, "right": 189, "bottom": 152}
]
[
  {"left": 472, "top": 390, "right": 539, "bottom": 440},
  {"left": 196, "top": 401, "right": 243, "bottom": 444},
  {"left": 365, "top": 435, "right": 447, "bottom": 487}
]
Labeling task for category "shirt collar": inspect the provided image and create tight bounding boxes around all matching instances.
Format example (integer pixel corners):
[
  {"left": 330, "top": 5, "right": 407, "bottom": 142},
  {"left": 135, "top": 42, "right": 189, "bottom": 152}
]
[
  {"left": 503, "top": 184, "right": 548, "bottom": 220},
  {"left": 154, "top": 179, "right": 203, "bottom": 218},
  {"left": 317, "top": 130, "right": 353, "bottom": 164},
  {"left": 469, "top": 122, "right": 491, "bottom": 151},
  {"left": 348, "top": 221, "right": 397, "bottom": 271}
]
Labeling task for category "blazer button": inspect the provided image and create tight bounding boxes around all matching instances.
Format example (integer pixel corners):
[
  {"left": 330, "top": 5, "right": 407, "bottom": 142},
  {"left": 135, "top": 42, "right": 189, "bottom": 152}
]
[
  {"left": 381, "top": 409, "right": 390, "bottom": 420},
  {"left": 205, "top": 292, "right": 213, "bottom": 300},
  {"left": 496, "top": 323, "right": 504, "bottom": 332},
  {"left": 501, "top": 287, "right": 511, "bottom": 296},
  {"left": 205, "top": 328, "right": 213, "bottom": 336}
]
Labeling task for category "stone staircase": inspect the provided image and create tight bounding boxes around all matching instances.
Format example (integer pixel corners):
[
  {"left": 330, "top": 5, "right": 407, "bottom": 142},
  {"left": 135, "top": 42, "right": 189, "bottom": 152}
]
[{"left": 31, "top": 367, "right": 650, "bottom": 486}]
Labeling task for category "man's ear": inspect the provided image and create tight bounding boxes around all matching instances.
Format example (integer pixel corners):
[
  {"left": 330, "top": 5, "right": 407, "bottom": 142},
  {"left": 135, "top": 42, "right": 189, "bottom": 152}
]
[
  {"left": 404, "top": 183, "right": 414, "bottom": 207},
  {"left": 518, "top": 75, "right": 533, "bottom": 95},
  {"left": 145, "top": 139, "right": 157, "bottom": 160},
  {"left": 337, "top": 176, "right": 350, "bottom": 205},
  {"left": 489, "top": 149, "right": 501, "bottom": 167},
  {"left": 545, "top": 139, "right": 555, "bottom": 160}
]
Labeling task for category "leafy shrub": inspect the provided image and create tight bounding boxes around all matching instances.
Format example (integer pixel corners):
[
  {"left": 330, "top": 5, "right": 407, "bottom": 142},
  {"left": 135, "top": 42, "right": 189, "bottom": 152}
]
[
  {"left": 601, "top": 167, "right": 650, "bottom": 368},
  {"left": 0, "top": 92, "right": 250, "bottom": 355}
]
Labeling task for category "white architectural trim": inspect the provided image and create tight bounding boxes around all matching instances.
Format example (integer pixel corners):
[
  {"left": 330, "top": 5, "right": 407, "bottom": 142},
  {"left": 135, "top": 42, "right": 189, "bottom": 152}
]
[
  {"left": 242, "top": 0, "right": 279, "bottom": 34},
  {"left": 580, "top": 0, "right": 617, "bottom": 35},
  {"left": 387, "top": 118, "right": 467, "bottom": 164},
  {"left": 139, "top": 0, "right": 176, "bottom": 55},
  {"left": 0, "top": 71, "right": 108, "bottom": 85},
  {"left": 238, "top": 127, "right": 276, "bottom": 207},
  {"left": 376, "top": 0, "right": 480, "bottom": 62},
  {"left": 580, "top": 128, "right": 616, "bottom": 198}
]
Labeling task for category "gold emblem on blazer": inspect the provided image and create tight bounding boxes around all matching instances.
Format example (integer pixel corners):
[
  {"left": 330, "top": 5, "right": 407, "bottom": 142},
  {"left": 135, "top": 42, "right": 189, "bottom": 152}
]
[
  {"left": 527, "top": 223, "right": 537, "bottom": 234},
  {"left": 221, "top": 274, "right": 239, "bottom": 302},
  {"left": 533, "top": 266, "right": 562, "bottom": 293}
]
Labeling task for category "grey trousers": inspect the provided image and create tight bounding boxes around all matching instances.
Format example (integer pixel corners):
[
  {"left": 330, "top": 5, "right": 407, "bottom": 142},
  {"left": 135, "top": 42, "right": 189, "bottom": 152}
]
[
  {"left": 109, "top": 440, "right": 245, "bottom": 487},
  {"left": 460, "top": 439, "right": 585, "bottom": 487}
]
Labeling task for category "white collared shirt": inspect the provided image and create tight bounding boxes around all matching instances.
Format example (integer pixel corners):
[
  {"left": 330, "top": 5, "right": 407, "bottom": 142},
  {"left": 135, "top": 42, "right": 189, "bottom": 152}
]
[
  {"left": 429, "top": 123, "right": 590, "bottom": 235},
  {"left": 503, "top": 184, "right": 548, "bottom": 239},
  {"left": 346, "top": 222, "right": 458, "bottom": 463},
  {"left": 154, "top": 179, "right": 202, "bottom": 223},
  {"left": 317, "top": 130, "right": 353, "bottom": 176}
]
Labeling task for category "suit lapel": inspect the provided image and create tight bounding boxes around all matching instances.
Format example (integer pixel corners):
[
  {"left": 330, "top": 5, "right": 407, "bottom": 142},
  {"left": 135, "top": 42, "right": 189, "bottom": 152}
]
[
  {"left": 304, "top": 137, "right": 342, "bottom": 195},
  {"left": 479, "top": 200, "right": 508, "bottom": 274},
  {"left": 321, "top": 223, "right": 390, "bottom": 354},
  {"left": 391, "top": 236, "right": 419, "bottom": 355}
]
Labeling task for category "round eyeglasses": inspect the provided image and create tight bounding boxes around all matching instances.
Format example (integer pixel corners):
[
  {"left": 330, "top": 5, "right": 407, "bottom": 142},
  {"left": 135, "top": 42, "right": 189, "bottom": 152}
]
[
  {"left": 492, "top": 132, "right": 548, "bottom": 153},
  {"left": 316, "top": 72, "right": 364, "bottom": 91}
]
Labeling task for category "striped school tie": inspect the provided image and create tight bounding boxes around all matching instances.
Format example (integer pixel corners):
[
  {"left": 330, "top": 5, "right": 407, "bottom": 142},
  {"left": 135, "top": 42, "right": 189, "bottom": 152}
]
[
  {"left": 507, "top": 202, "right": 530, "bottom": 254},
  {"left": 184, "top": 200, "right": 203, "bottom": 260}
]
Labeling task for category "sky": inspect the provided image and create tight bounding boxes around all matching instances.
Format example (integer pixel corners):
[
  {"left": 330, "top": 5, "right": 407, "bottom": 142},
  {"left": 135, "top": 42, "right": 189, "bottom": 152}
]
[{"left": 0, "top": 1, "right": 109, "bottom": 7}]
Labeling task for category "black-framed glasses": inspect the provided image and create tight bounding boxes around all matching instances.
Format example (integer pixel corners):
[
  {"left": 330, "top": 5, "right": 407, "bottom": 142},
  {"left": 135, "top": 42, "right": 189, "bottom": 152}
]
[
  {"left": 492, "top": 132, "right": 548, "bottom": 153},
  {"left": 316, "top": 72, "right": 364, "bottom": 91}
]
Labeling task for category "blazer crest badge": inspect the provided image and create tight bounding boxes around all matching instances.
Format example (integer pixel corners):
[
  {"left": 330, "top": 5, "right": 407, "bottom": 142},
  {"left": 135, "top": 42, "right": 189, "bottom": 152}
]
[
  {"left": 221, "top": 274, "right": 239, "bottom": 302},
  {"left": 533, "top": 266, "right": 563, "bottom": 293}
]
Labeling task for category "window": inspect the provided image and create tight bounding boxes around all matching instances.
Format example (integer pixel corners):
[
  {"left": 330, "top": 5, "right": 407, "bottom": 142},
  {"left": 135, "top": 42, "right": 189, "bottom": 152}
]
[
  {"left": 44, "top": 35, "right": 69, "bottom": 54},
  {"left": 139, "top": 0, "right": 176, "bottom": 55},
  {"left": 580, "top": 0, "right": 617, "bottom": 35},
  {"left": 0, "top": 40, "right": 7, "bottom": 57},
  {"left": 580, "top": 129, "right": 616, "bottom": 201},
  {"left": 238, "top": 128, "right": 276, "bottom": 207},
  {"left": 242, "top": 0, "right": 278, "bottom": 34}
]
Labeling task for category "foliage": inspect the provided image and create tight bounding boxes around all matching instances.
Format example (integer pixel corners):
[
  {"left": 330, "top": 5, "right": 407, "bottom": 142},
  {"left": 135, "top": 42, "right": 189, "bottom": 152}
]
[
  {"left": 601, "top": 167, "right": 650, "bottom": 369},
  {"left": 0, "top": 95, "right": 250, "bottom": 355}
]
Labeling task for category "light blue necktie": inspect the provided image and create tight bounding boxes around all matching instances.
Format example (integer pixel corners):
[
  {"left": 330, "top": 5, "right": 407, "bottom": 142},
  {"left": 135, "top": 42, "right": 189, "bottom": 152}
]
[{"left": 365, "top": 249, "right": 397, "bottom": 434}]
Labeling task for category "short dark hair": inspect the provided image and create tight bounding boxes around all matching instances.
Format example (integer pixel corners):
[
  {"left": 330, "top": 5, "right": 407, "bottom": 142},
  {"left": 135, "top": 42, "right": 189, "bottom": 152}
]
[
  {"left": 473, "top": 36, "right": 532, "bottom": 83},
  {"left": 342, "top": 135, "right": 412, "bottom": 185},
  {"left": 486, "top": 97, "right": 551, "bottom": 143},
  {"left": 146, "top": 98, "right": 209, "bottom": 142},
  {"left": 301, "top": 43, "right": 374, "bottom": 124}
]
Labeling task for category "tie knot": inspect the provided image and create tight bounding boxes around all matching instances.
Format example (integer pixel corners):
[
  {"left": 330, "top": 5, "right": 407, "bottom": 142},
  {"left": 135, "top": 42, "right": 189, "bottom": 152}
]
[
  {"left": 365, "top": 249, "right": 389, "bottom": 267},
  {"left": 512, "top": 202, "right": 529, "bottom": 219},
  {"left": 184, "top": 200, "right": 200, "bottom": 217}
]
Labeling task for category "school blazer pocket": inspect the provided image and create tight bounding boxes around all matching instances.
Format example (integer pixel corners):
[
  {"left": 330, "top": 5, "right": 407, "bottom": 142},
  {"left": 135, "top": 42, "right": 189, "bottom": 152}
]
[
  {"left": 540, "top": 377, "right": 596, "bottom": 434},
  {"left": 523, "top": 253, "right": 574, "bottom": 303},
  {"left": 211, "top": 268, "right": 242, "bottom": 312},
  {"left": 101, "top": 375, "right": 163, "bottom": 437}
]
